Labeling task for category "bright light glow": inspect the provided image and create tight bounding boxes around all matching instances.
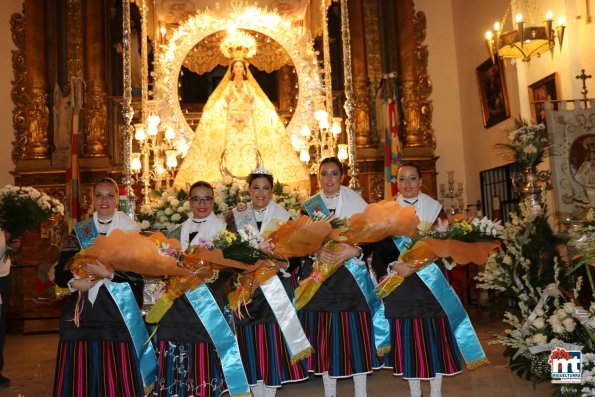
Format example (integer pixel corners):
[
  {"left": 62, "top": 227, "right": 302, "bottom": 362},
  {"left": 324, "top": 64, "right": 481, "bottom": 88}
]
[
  {"left": 314, "top": 109, "right": 328, "bottom": 123},
  {"left": 515, "top": 13, "right": 523, "bottom": 23},
  {"left": 291, "top": 135, "right": 302, "bottom": 151},
  {"left": 164, "top": 126, "right": 176, "bottom": 140},
  {"left": 299, "top": 149, "right": 310, "bottom": 162},
  {"left": 331, "top": 117, "right": 342, "bottom": 135},
  {"left": 300, "top": 125, "right": 311, "bottom": 137},
  {"left": 337, "top": 144, "right": 348, "bottom": 161},
  {"left": 131, "top": 153, "right": 142, "bottom": 172},
  {"left": 558, "top": 15, "right": 566, "bottom": 26},
  {"left": 147, "top": 123, "right": 159, "bottom": 137},
  {"left": 485, "top": 30, "right": 493, "bottom": 41},
  {"left": 166, "top": 150, "right": 178, "bottom": 169},
  {"left": 546, "top": 10, "right": 553, "bottom": 20},
  {"left": 318, "top": 117, "right": 329, "bottom": 131},
  {"left": 134, "top": 124, "right": 146, "bottom": 142},
  {"left": 493, "top": 22, "right": 500, "bottom": 31},
  {"left": 147, "top": 114, "right": 160, "bottom": 128}
]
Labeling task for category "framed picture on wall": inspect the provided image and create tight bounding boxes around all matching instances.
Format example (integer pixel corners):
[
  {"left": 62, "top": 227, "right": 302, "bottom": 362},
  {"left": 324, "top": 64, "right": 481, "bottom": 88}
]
[
  {"left": 528, "top": 73, "right": 560, "bottom": 125},
  {"left": 476, "top": 58, "right": 510, "bottom": 128}
]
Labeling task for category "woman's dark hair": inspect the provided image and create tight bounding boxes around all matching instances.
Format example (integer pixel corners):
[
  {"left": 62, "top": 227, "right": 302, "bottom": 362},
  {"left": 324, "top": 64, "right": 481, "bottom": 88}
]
[
  {"left": 247, "top": 172, "right": 274, "bottom": 188},
  {"left": 319, "top": 157, "right": 344, "bottom": 175},
  {"left": 189, "top": 180, "right": 214, "bottom": 196},
  {"left": 231, "top": 60, "right": 247, "bottom": 80},
  {"left": 95, "top": 177, "right": 119, "bottom": 193},
  {"left": 397, "top": 162, "right": 422, "bottom": 178}
]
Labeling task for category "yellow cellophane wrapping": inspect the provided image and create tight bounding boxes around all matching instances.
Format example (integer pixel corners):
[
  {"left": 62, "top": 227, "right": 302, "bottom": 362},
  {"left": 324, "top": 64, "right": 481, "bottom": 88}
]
[
  {"left": 294, "top": 243, "right": 346, "bottom": 311},
  {"left": 375, "top": 273, "right": 405, "bottom": 300}
]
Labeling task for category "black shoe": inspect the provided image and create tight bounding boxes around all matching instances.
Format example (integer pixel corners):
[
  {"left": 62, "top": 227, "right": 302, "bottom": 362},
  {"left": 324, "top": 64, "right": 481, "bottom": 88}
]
[{"left": 0, "top": 374, "right": 10, "bottom": 389}]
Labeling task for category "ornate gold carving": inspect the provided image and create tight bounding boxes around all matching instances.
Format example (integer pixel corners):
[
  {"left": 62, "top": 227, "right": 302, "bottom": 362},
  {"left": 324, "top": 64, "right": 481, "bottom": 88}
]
[
  {"left": 26, "top": 87, "right": 50, "bottom": 159},
  {"left": 183, "top": 30, "right": 292, "bottom": 75},
  {"left": 353, "top": 78, "right": 373, "bottom": 147},
  {"left": 369, "top": 174, "right": 385, "bottom": 202},
  {"left": 67, "top": 0, "right": 83, "bottom": 80},
  {"left": 363, "top": 0, "right": 382, "bottom": 91},
  {"left": 413, "top": 10, "right": 435, "bottom": 149},
  {"left": 10, "top": 10, "right": 27, "bottom": 164},
  {"left": 278, "top": 65, "right": 296, "bottom": 110},
  {"left": 84, "top": 84, "right": 108, "bottom": 157}
]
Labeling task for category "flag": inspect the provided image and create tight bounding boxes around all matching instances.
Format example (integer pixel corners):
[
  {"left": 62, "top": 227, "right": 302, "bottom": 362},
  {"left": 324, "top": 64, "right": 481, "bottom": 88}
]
[{"left": 65, "top": 78, "right": 84, "bottom": 232}]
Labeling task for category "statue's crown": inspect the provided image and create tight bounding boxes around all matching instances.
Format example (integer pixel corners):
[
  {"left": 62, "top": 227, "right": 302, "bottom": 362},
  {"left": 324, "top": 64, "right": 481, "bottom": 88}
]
[{"left": 219, "top": 29, "right": 257, "bottom": 61}]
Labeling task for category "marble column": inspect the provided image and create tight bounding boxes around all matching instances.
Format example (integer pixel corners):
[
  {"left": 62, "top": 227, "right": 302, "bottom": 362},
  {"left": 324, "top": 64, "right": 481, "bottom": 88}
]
[
  {"left": 24, "top": 0, "right": 49, "bottom": 159},
  {"left": 83, "top": 0, "right": 108, "bottom": 157}
]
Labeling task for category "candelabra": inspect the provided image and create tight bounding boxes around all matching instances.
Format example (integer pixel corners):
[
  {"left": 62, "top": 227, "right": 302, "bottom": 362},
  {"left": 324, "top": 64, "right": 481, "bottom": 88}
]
[
  {"left": 439, "top": 171, "right": 464, "bottom": 215},
  {"left": 292, "top": 104, "right": 347, "bottom": 174},
  {"left": 130, "top": 101, "right": 179, "bottom": 204}
]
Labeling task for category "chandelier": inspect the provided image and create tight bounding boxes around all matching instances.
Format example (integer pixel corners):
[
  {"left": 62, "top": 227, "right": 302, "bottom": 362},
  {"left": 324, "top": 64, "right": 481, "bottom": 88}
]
[
  {"left": 291, "top": 98, "right": 348, "bottom": 174},
  {"left": 130, "top": 100, "right": 179, "bottom": 204},
  {"left": 484, "top": 0, "right": 565, "bottom": 63}
]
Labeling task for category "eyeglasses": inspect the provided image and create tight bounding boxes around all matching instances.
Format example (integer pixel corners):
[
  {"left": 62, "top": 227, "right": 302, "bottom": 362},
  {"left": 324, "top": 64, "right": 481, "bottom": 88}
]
[{"left": 190, "top": 196, "right": 214, "bottom": 204}]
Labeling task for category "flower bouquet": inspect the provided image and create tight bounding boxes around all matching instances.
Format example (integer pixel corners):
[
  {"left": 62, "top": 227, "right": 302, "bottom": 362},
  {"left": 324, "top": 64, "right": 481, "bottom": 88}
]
[
  {"left": 496, "top": 118, "right": 549, "bottom": 168},
  {"left": 0, "top": 184, "right": 64, "bottom": 238},
  {"left": 375, "top": 215, "right": 502, "bottom": 299},
  {"left": 147, "top": 226, "right": 273, "bottom": 322},
  {"left": 288, "top": 201, "right": 419, "bottom": 310}
]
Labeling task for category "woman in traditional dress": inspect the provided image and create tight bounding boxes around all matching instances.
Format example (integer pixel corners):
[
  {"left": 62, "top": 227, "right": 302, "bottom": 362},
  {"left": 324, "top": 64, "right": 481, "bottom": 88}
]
[
  {"left": 154, "top": 181, "right": 249, "bottom": 396},
  {"left": 174, "top": 59, "right": 309, "bottom": 189},
  {"left": 225, "top": 168, "right": 310, "bottom": 397},
  {"left": 53, "top": 178, "right": 151, "bottom": 397},
  {"left": 298, "top": 157, "right": 379, "bottom": 397},
  {"left": 371, "top": 163, "right": 464, "bottom": 397}
]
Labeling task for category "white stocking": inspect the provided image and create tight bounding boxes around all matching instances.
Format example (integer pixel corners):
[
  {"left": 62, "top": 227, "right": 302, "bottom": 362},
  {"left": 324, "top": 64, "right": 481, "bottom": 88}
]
[
  {"left": 250, "top": 381, "right": 265, "bottom": 397},
  {"left": 264, "top": 385, "right": 277, "bottom": 397},
  {"left": 407, "top": 379, "right": 421, "bottom": 397},
  {"left": 430, "top": 375, "right": 442, "bottom": 397},
  {"left": 322, "top": 372, "right": 337, "bottom": 397},
  {"left": 353, "top": 373, "right": 367, "bottom": 397}
]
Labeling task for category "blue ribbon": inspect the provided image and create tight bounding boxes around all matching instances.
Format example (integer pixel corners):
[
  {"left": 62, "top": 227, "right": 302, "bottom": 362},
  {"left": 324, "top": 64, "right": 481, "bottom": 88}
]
[
  {"left": 345, "top": 258, "right": 391, "bottom": 355},
  {"left": 105, "top": 282, "right": 157, "bottom": 390},
  {"left": 393, "top": 236, "right": 487, "bottom": 367},
  {"left": 186, "top": 284, "right": 250, "bottom": 396}
]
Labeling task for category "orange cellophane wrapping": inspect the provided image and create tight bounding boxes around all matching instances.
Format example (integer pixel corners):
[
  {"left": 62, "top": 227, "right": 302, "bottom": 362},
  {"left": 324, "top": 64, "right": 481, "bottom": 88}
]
[
  {"left": 71, "top": 230, "right": 188, "bottom": 276},
  {"left": 375, "top": 238, "right": 501, "bottom": 299},
  {"left": 269, "top": 216, "right": 333, "bottom": 258},
  {"left": 228, "top": 259, "right": 284, "bottom": 314},
  {"left": 183, "top": 246, "right": 258, "bottom": 271},
  {"left": 329, "top": 201, "right": 419, "bottom": 244},
  {"left": 421, "top": 238, "right": 501, "bottom": 265},
  {"left": 294, "top": 243, "right": 345, "bottom": 310}
]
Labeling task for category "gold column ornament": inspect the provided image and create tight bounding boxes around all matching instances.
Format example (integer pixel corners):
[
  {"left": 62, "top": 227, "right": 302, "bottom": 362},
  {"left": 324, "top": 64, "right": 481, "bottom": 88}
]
[
  {"left": 321, "top": 0, "right": 333, "bottom": 116},
  {"left": 66, "top": 0, "right": 83, "bottom": 81},
  {"left": 10, "top": 9, "right": 27, "bottom": 163},
  {"left": 24, "top": 0, "right": 49, "bottom": 159},
  {"left": 121, "top": 0, "right": 134, "bottom": 191},
  {"left": 83, "top": 0, "right": 108, "bottom": 157},
  {"left": 395, "top": 0, "right": 425, "bottom": 148},
  {"left": 348, "top": 0, "right": 374, "bottom": 148},
  {"left": 340, "top": 0, "right": 361, "bottom": 190}
]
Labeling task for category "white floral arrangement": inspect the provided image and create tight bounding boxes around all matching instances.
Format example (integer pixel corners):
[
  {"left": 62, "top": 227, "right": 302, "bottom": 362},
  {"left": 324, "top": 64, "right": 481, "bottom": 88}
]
[
  {"left": 0, "top": 184, "right": 64, "bottom": 237},
  {"left": 136, "top": 188, "right": 190, "bottom": 231},
  {"left": 213, "top": 176, "right": 250, "bottom": 216},
  {"left": 272, "top": 181, "right": 308, "bottom": 220},
  {"left": 497, "top": 118, "right": 549, "bottom": 168},
  {"left": 237, "top": 224, "right": 264, "bottom": 249}
]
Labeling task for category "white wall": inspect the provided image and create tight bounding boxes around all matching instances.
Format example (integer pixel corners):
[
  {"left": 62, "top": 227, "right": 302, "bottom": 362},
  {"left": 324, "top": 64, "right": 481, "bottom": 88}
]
[{"left": 0, "top": 1, "right": 22, "bottom": 186}]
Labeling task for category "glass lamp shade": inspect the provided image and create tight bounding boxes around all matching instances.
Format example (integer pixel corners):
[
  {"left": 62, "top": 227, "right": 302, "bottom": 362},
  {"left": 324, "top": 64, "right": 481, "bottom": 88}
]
[
  {"left": 164, "top": 126, "right": 176, "bottom": 141},
  {"left": 337, "top": 144, "right": 348, "bottom": 161},
  {"left": 166, "top": 150, "right": 178, "bottom": 169},
  {"left": 131, "top": 153, "right": 142, "bottom": 172},
  {"left": 134, "top": 124, "right": 146, "bottom": 142},
  {"left": 299, "top": 149, "right": 310, "bottom": 162}
]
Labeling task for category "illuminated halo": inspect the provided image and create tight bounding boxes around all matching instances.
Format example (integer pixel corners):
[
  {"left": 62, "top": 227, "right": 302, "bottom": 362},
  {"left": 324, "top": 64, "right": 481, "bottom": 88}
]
[{"left": 152, "top": 6, "right": 323, "bottom": 158}]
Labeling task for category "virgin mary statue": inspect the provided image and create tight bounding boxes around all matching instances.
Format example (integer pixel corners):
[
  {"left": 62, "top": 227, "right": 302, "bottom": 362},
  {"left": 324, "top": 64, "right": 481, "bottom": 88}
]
[{"left": 174, "top": 33, "right": 309, "bottom": 189}]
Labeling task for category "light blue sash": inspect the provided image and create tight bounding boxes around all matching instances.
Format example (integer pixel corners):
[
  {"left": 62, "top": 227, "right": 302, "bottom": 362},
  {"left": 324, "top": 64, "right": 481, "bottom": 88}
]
[
  {"left": 73, "top": 218, "right": 99, "bottom": 249},
  {"left": 392, "top": 236, "right": 488, "bottom": 368},
  {"left": 345, "top": 258, "right": 391, "bottom": 356},
  {"left": 105, "top": 282, "right": 157, "bottom": 390},
  {"left": 186, "top": 284, "right": 250, "bottom": 396}
]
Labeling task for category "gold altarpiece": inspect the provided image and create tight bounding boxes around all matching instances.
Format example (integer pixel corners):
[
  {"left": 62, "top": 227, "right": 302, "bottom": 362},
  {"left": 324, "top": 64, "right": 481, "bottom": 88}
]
[{"left": 8, "top": 0, "right": 437, "bottom": 333}]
